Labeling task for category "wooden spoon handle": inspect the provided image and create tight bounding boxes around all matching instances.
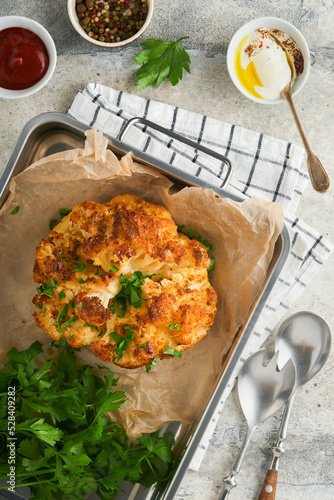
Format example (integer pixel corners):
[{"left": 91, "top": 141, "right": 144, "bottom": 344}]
[{"left": 258, "top": 469, "right": 278, "bottom": 500}]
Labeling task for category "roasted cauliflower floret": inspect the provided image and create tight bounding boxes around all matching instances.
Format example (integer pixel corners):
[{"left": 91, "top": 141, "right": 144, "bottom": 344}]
[{"left": 33, "top": 194, "right": 218, "bottom": 369}]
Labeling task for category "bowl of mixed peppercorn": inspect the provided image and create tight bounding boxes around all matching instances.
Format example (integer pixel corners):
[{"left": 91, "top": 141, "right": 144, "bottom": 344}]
[{"left": 67, "top": 0, "right": 153, "bottom": 47}]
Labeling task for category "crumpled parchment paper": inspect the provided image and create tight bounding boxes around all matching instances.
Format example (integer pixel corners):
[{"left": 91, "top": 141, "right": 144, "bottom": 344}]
[{"left": 0, "top": 129, "right": 283, "bottom": 436}]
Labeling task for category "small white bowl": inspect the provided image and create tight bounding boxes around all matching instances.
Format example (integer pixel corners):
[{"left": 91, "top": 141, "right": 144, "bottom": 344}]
[
  {"left": 0, "top": 16, "right": 57, "bottom": 99},
  {"left": 226, "top": 17, "right": 310, "bottom": 104},
  {"left": 67, "top": 0, "right": 154, "bottom": 48}
]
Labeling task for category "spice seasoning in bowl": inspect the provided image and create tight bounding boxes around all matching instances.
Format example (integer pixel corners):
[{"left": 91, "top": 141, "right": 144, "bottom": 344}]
[{"left": 68, "top": 0, "right": 154, "bottom": 47}]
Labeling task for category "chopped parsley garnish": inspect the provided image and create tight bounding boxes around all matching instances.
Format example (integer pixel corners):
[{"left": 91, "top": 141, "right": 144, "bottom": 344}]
[
  {"left": 139, "top": 343, "right": 148, "bottom": 348},
  {"left": 53, "top": 304, "right": 68, "bottom": 334},
  {"left": 59, "top": 315, "right": 79, "bottom": 331},
  {"left": 169, "top": 322, "right": 180, "bottom": 331},
  {"left": 48, "top": 207, "right": 71, "bottom": 230},
  {"left": 69, "top": 300, "right": 75, "bottom": 311},
  {"left": 57, "top": 252, "right": 68, "bottom": 262},
  {"left": 53, "top": 305, "right": 78, "bottom": 335},
  {"left": 71, "top": 258, "right": 94, "bottom": 272},
  {"left": 59, "top": 207, "right": 72, "bottom": 219},
  {"left": 58, "top": 291, "right": 66, "bottom": 300},
  {"left": 164, "top": 347, "right": 183, "bottom": 358},
  {"left": 10, "top": 205, "right": 20, "bottom": 215},
  {"left": 78, "top": 278, "right": 86, "bottom": 284},
  {"left": 49, "top": 219, "right": 58, "bottom": 230},
  {"left": 110, "top": 271, "right": 161, "bottom": 318},
  {"left": 77, "top": 302, "right": 83, "bottom": 308},
  {"left": 83, "top": 323, "right": 99, "bottom": 331},
  {"left": 0, "top": 341, "right": 173, "bottom": 498},
  {"left": 37, "top": 279, "right": 58, "bottom": 298},
  {"left": 178, "top": 225, "right": 215, "bottom": 273},
  {"left": 109, "top": 326, "right": 135, "bottom": 361},
  {"left": 110, "top": 264, "right": 119, "bottom": 272},
  {"left": 145, "top": 357, "right": 157, "bottom": 373}
]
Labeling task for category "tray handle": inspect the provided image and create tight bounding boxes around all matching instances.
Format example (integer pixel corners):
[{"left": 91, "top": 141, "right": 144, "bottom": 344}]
[{"left": 117, "top": 117, "right": 233, "bottom": 189}]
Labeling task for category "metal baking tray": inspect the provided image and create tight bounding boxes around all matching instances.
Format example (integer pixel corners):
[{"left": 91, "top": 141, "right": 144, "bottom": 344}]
[{"left": 0, "top": 112, "right": 291, "bottom": 500}]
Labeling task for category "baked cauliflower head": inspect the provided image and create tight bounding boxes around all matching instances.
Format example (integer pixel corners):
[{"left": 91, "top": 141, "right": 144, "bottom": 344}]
[{"left": 33, "top": 194, "right": 218, "bottom": 369}]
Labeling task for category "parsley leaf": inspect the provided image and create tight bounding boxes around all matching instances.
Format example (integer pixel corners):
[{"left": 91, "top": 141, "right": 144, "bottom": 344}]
[
  {"left": 59, "top": 208, "right": 71, "bottom": 219},
  {"left": 10, "top": 205, "right": 20, "bottom": 215},
  {"left": 178, "top": 225, "right": 215, "bottom": 273},
  {"left": 54, "top": 303, "right": 68, "bottom": 326},
  {"left": 169, "top": 322, "right": 180, "bottom": 331},
  {"left": 78, "top": 277, "right": 86, "bottom": 284},
  {"left": 49, "top": 218, "right": 58, "bottom": 230},
  {"left": 60, "top": 315, "right": 78, "bottom": 331},
  {"left": 53, "top": 304, "right": 76, "bottom": 334},
  {"left": 37, "top": 279, "right": 58, "bottom": 298},
  {"left": 135, "top": 37, "right": 191, "bottom": 90},
  {"left": 109, "top": 327, "right": 135, "bottom": 361},
  {"left": 57, "top": 252, "right": 68, "bottom": 262},
  {"left": 110, "top": 263, "right": 118, "bottom": 272},
  {"left": 83, "top": 323, "right": 99, "bottom": 331},
  {"left": 16, "top": 418, "right": 64, "bottom": 446},
  {"left": 6, "top": 341, "right": 43, "bottom": 378},
  {"left": 51, "top": 337, "right": 68, "bottom": 349},
  {"left": 145, "top": 357, "right": 157, "bottom": 372},
  {"left": 71, "top": 257, "right": 94, "bottom": 272},
  {"left": 164, "top": 347, "right": 183, "bottom": 358}
]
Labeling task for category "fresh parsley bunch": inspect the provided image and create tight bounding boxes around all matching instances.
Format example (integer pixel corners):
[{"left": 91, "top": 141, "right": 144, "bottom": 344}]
[
  {"left": 135, "top": 37, "right": 191, "bottom": 90},
  {"left": 0, "top": 342, "right": 174, "bottom": 499}
]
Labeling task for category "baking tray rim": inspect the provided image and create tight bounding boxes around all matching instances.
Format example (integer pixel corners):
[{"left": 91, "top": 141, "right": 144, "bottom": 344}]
[
  {"left": 0, "top": 112, "right": 291, "bottom": 500},
  {"left": 1, "top": 112, "right": 243, "bottom": 204}
]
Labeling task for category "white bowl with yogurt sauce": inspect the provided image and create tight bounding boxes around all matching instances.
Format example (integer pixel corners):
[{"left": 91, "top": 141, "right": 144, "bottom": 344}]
[{"left": 227, "top": 17, "right": 310, "bottom": 104}]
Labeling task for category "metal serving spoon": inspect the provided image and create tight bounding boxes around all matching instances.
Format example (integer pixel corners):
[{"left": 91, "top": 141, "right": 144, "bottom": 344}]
[
  {"left": 218, "top": 349, "right": 296, "bottom": 500},
  {"left": 258, "top": 311, "right": 332, "bottom": 500}
]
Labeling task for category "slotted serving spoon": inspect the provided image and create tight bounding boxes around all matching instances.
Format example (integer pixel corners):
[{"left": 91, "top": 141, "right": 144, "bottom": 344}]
[
  {"left": 218, "top": 349, "right": 296, "bottom": 500},
  {"left": 258, "top": 311, "right": 332, "bottom": 500}
]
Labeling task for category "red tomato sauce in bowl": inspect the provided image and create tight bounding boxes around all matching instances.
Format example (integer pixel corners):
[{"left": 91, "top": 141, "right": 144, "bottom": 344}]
[{"left": 0, "top": 27, "right": 49, "bottom": 90}]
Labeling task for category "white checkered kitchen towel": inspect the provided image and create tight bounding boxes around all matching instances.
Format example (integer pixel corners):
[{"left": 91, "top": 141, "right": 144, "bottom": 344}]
[{"left": 67, "top": 83, "right": 333, "bottom": 471}]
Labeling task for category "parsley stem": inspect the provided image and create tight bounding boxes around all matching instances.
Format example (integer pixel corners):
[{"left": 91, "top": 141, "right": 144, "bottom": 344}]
[
  {"left": 143, "top": 455, "right": 160, "bottom": 481},
  {"left": 0, "top": 479, "right": 54, "bottom": 489},
  {"left": 14, "top": 469, "right": 57, "bottom": 477}
]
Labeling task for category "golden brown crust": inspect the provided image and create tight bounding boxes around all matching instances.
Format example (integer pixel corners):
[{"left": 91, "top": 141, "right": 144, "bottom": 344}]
[{"left": 33, "top": 194, "right": 218, "bottom": 368}]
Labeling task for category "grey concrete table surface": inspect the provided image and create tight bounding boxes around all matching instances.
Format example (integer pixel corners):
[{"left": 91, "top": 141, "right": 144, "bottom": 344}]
[{"left": 0, "top": 1, "right": 333, "bottom": 499}]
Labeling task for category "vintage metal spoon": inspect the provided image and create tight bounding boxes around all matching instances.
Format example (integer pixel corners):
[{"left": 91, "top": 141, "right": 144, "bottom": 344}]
[
  {"left": 218, "top": 349, "right": 296, "bottom": 500},
  {"left": 258, "top": 311, "right": 332, "bottom": 500},
  {"left": 281, "top": 82, "right": 330, "bottom": 193}
]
